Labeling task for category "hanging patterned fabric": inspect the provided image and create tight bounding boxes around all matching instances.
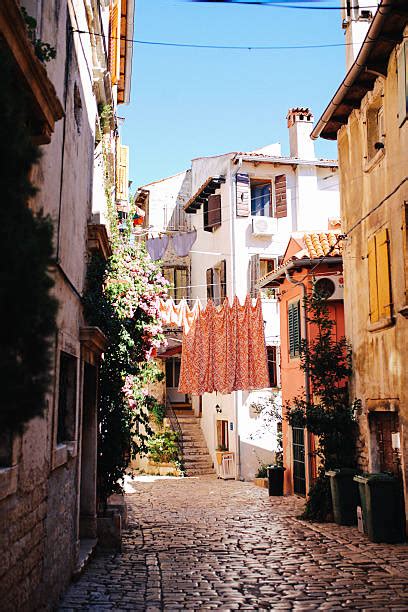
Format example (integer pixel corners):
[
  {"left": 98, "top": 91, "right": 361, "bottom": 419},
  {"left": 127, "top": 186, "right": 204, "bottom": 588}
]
[
  {"left": 171, "top": 229, "right": 197, "bottom": 257},
  {"left": 158, "top": 298, "right": 200, "bottom": 333},
  {"left": 146, "top": 235, "right": 169, "bottom": 260},
  {"left": 178, "top": 295, "right": 269, "bottom": 395}
]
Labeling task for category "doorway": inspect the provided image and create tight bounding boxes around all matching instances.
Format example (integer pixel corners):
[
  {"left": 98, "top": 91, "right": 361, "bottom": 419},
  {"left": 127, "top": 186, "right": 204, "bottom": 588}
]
[
  {"left": 79, "top": 362, "right": 98, "bottom": 539},
  {"left": 292, "top": 427, "right": 306, "bottom": 495}
]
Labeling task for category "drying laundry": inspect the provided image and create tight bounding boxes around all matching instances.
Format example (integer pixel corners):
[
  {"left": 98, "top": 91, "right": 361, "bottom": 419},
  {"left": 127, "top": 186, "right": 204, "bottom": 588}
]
[
  {"left": 171, "top": 229, "right": 197, "bottom": 257},
  {"left": 158, "top": 298, "right": 200, "bottom": 333},
  {"left": 178, "top": 295, "right": 269, "bottom": 395},
  {"left": 146, "top": 235, "right": 169, "bottom": 260}
]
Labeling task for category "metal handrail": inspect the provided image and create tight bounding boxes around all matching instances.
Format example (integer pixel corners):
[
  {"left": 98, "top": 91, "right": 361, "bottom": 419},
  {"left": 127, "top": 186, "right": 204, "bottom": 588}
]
[{"left": 165, "top": 397, "right": 184, "bottom": 455}]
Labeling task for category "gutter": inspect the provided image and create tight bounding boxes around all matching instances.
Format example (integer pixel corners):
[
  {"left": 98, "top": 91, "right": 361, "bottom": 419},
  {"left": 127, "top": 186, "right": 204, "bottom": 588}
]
[
  {"left": 311, "top": 0, "right": 393, "bottom": 141},
  {"left": 233, "top": 154, "right": 338, "bottom": 168}
]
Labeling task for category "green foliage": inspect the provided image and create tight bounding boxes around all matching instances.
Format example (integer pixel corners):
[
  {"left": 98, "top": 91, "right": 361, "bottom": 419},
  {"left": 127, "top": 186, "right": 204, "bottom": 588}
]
[
  {"left": 286, "top": 289, "right": 359, "bottom": 521},
  {"left": 20, "top": 7, "right": 56, "bottom": 63},
  {"left": 83, "top": 243, "right": 168, "bottom": 507},
  {"left": 147, "top": 429, "right": 181, "bottom": 464},
  {"left": 255, "top": 464, "right": 268, "bottom": 478},
  {"left": 0, "top": 47, "right": 58, "bottom": 434},
  {"left": 147, "top": 397, "right": 166, "bottom": 426}
]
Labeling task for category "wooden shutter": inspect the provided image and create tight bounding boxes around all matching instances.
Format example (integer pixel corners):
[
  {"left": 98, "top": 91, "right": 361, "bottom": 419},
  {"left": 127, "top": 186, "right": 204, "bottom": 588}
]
[
  {"left": 274, "top": 174, "right": 287, "bottom": 218},
  {"left": 397, "top": 41, "right": 408, "bottom": 127},
  {"left": 404, "top": 203, "right": 408, "bottom": 303},
  {"left": 110, "top": 0, "right": 120, "bottom": 85},
  {"left": 267, "top": 346, "right": 277, "bottom": 387},
  {"left": 220, "top": 259, "right": 227, "bottom": 301},
  {"left": 367, "top": 235, "right": 379, "bottom": 323},
  {"left": 288, "top": 302, "right": 300, "bottom": 358},
  {"left": 236, "top": 173, "right": 250, "bottom": 217},
  {"left": 116, "top": 144, "right": 129, "bottom": 201},
  {"left": 206, "top": 194, "right": 221, "bottom": 232},
  {"left": 249, "top": 254, "right": 260, "bottom": 297},
  {"left": 376, "top": 228, "right": 392, "bottom": 319},
  {"left": 206, "top": 268, "right": 214, "bottom": 300}
]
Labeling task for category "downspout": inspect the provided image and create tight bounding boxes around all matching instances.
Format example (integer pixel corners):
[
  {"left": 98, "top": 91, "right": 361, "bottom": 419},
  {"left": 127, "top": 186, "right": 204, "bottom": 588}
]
[{"left": 231, "top": 156, "right": 242, "bottom": 479}]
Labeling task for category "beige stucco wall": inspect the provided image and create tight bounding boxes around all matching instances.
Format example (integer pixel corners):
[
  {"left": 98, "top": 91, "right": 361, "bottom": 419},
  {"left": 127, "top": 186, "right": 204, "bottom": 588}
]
[{"left": 338, "top": 41, "right": 408, "bottom": 521}]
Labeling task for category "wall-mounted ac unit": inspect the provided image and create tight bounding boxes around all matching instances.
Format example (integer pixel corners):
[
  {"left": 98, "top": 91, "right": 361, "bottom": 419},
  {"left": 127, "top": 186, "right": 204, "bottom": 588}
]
[
  {"left": 313, "top": 275, "right": 344, "bottom": 301},
  {"left": 252, "top": 217, "right": 277, "bottom": 236}
]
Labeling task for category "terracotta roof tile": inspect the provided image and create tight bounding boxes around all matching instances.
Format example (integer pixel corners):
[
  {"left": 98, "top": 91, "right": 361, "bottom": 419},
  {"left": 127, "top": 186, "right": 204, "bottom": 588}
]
[{"left": 303, "top": 232, "right": 343, "bottom": 259}]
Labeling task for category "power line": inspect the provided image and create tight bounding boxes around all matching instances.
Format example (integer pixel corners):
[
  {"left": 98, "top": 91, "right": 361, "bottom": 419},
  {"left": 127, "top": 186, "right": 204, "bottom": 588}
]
[
  {"left": 186, "top": 1, "right": 384, "bottom": 9},
  {"left": 73, "top": 29, "right": 364, "bottom": 51}
]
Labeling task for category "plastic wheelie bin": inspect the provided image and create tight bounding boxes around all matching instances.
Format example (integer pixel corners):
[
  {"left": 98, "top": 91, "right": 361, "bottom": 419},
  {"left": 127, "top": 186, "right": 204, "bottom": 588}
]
[
  {"left": 267, "top": 465, "right": 285, "bottom": 496},
  {"left": 326, "top": 468, "right": 360, "bottom": 526},
  {"left": 353, "top": 473, "right": 406, "bottom": 543}
]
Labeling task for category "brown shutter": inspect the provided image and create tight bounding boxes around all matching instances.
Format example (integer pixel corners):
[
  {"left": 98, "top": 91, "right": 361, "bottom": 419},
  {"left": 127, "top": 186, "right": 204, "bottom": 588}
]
[
  {"left": 220, "top": 259, "right": 227, "bottom": 300},
  {"left": 109, "top": 1, "right": 120, "bottom": 85},
  {"left": 206, "top": 268, "right": 214, "bottom": 300},
  {"left": 249, "top": 254, "right": 260, "bottom": 297},
  {"left": 205, "top": 194, "right": 221, "bottom": 232},
  {"left": 236, "top": 173, "right": 250, "bottom": 217},
  {"left": 274, "top": 174, "right": 287, "bottom": 218}
]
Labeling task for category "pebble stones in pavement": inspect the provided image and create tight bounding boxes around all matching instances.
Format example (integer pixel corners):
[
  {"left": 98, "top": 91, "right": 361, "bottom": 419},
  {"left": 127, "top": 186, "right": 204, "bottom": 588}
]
[{"left": 60, "top": 476, "right": 408, "bottom": 611}]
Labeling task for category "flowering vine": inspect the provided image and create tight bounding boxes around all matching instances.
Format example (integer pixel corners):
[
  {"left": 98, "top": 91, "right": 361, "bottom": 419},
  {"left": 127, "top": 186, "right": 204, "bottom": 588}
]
[{"left": 83, "top": 242, "right": 169, "bottom": 506}]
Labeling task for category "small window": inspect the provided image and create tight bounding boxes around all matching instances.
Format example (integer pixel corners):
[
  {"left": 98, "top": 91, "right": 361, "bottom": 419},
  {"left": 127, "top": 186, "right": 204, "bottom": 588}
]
[
  {"left": 166, "top": 357, "right": 181, "bottom": 388},
  {"left": 162, "top": 266, "right": 188, "bottom": 301},
  {"left": 57, "top": 352, "right": 78, "bottom": 444},
  {"left": 366, "top": 102, "right": 384, "bottom": 161},
  {"left": 206, "top": 260, "right": 226, "bottom": 305},
  {"left": 259, "top": 258, "right": 276, "bottom": 278},
  {"left": 267, "top": 346, "right": 278, "bottom": 388},
  {"left": 367, "top": 228, "right": 392, "bottom": 324},
  {"left": 288, "top": 301, "right": 301, "bottom": 358},
  {"left": 251, "top": 180, "right": 272, "bottom": 217},
  {"left": 216, "top": 420, "right": 229, "bottom": 450}
]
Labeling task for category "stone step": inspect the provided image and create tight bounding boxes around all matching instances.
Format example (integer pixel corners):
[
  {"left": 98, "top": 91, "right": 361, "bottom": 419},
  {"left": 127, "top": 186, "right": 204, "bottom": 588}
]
[
  {"left": 185, "top": 468, "right": 215, "bottom": 476},
  {"left": 183, "top": 458, "right": 214, "bottom": 466}
]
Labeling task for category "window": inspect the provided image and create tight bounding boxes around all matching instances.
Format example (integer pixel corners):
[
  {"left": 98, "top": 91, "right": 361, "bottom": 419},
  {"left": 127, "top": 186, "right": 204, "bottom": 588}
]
[
  {"left": 267, "top": 346, "right": 278, "bottom": 388},
  {"left": 206, "top": 260, "right": 226, "bottom": 305},
  {"left": 163, "top": 266, "right": 188, "bottom": 301},
  {"left": 250, "top": 175, "right": 287, "bottom": 218},
  {"left": 366, "top": 102, "right": 385, "bottom": 162},
  {"left": 367, "top": 228, "right": 392, "bottom": 324},
  {"left": 204, "top": 194, "right": 221, "bottom": 232},
  {"left": 288, "top": 301, "right": 301, "bottom": 358},
  {"left": 216, "top": 420, "right": 229, "bottom": 450},
  {"left": 260, "top": 258, "right": 276, "bottom": 278},
  {"left": 57, "top": 352, "right": 78, "bottom": 444},
  {"left": 398, "top": 41, "right": 408, "bottom": 127},
  {"left": 166, "top": 357, "right": 181, "bottom": 389}
]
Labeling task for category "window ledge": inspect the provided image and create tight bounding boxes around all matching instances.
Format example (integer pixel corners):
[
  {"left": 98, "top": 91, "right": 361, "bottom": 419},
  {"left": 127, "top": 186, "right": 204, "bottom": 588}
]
[
  {"left": 0, "top": 464, "right": 18, "bottom": 501},
  {"left": 363, "top": 148, "right": 385, "bottom": 173},
  {"left": 367, "top": 317, "right": 394, "bottom": 332},
  {"left": 399, "top": 305, "right": 408, "bottom": 318},
  {"left": 52, "top": 441, "right": 77, "bottom": 470}
]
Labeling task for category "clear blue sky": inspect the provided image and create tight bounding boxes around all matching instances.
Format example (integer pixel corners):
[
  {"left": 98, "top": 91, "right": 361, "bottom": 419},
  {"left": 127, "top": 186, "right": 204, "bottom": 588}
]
[{"left": 120, "top": 0, "right": 346, "bottom": 190}]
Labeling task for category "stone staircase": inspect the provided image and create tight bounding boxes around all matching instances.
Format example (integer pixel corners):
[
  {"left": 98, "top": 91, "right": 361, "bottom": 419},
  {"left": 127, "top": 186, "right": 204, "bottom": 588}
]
[{"left": 174, "top": 409, "right": 215, "bottom": 476}]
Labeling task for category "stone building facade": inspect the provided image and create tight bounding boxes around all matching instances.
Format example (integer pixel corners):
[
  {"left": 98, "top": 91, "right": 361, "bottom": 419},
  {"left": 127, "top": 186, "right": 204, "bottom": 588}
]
[
  {"left": 0, "top": 1, "right": 133, "bottom": 609},
  {"left": 312, "top": 0, "right": 408, "bottom": 530}
]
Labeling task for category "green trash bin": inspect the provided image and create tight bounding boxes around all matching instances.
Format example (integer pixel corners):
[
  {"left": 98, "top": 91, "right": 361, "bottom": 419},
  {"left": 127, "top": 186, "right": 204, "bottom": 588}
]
[
  {"left": 326, "top": 468, "right": 360, "bottom": 526},
  {"left": 353, "top": 473, "right": 406, "bottom": 543}
]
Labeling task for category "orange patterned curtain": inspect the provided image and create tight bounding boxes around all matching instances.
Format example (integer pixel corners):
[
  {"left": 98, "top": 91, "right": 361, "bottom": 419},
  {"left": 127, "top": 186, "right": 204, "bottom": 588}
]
[{"left": 178, "top": 296, "right": 269, "bottom": 395}]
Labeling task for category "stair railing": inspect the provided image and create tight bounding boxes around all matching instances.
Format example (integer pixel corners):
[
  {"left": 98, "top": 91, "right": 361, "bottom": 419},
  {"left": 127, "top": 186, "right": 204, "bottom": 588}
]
[{"left": 165, "top": 397, "right": 184, "bottom": 456}]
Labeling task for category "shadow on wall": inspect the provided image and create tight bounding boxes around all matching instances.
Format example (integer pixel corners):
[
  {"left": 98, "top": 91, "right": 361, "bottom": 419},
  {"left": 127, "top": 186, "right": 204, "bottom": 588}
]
[
  {"left": 167, "top": 170, "right": 192, "bottom": 231},
  {"left": 240, "top": 439, "right": 275, "bottom": 481}
]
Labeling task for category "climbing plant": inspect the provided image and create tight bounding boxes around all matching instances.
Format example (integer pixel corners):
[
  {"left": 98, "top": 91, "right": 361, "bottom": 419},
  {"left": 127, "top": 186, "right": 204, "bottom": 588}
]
[
  {"left": 0, "top": 46, "right": 58, "bottom": 435},
  {"left": 286, "top": 289, "right": 359, "bottom": 522},
  {"left": 83, "top": 243, "right": 169, "bottom": 506}
]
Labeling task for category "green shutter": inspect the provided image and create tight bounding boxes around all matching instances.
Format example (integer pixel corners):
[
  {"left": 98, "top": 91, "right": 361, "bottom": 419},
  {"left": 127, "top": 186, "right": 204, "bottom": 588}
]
[{"left": 288, "top": 301, "right": 301, "bottom": 358}]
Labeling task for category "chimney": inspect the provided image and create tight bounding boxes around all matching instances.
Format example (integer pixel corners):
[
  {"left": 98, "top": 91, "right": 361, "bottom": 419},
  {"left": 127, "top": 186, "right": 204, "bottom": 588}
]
[
  {"left": 341, "top": 0, "right": 376, "bottom": 71},
  {"left": 287, "top": 108, "right": 315, "bottom": 160}
]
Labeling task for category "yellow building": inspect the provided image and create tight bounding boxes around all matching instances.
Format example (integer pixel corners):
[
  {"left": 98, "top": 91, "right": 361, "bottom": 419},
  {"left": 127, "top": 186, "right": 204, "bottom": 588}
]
[{"left": 312, "top": 0, "right": 408, "bottom": 530}]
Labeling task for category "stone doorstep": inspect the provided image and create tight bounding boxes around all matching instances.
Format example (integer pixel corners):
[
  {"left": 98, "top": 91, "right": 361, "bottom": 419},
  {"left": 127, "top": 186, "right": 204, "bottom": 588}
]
[{"left": 73, "top": 538, "right": 98, "bottom": 580}]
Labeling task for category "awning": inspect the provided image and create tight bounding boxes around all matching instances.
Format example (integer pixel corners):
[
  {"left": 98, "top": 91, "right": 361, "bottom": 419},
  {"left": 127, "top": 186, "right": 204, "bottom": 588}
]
[{"left": 184, "top": 175, "right": 225, "bottom": 213}]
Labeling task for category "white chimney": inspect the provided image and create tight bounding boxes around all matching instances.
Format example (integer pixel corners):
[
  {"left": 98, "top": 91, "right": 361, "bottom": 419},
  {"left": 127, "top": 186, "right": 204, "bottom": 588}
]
[
  {"left": 287, "top": 108, "right": 315, "bottom": 160},
  {"left": 341, "top": 0, "right": 376, "bottom": 71}
]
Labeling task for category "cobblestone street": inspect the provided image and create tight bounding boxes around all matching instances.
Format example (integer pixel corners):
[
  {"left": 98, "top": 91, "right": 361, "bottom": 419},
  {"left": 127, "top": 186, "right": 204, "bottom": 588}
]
[{"left": 60, "top": 476, "right": 408, "bottom": 611}]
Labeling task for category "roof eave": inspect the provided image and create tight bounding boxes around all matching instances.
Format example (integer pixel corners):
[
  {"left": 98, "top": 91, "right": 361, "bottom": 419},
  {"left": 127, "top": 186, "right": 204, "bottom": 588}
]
[{"left": 259, "top": 256, "right": 343, "bottom": 288}]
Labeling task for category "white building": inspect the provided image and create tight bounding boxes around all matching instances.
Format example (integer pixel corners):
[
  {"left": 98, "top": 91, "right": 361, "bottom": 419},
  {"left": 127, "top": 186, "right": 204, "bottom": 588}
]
[{"left": 184, "top": 108, "right": 340, "bottom": 480}]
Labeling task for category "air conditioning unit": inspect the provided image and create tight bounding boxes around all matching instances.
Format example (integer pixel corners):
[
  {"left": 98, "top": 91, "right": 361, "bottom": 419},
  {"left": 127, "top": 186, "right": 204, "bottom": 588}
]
[
  {"left": 313, "top": 275, "right": 344, "bottom": 301},
  {"left": 252, "top": 217, "right": 277, "bottom": 236}
]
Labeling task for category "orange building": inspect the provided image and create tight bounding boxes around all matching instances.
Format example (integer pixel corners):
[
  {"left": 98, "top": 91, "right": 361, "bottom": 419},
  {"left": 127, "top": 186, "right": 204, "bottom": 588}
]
[{"left": 260, "top": 232, "right": 344, "bottom": 496}]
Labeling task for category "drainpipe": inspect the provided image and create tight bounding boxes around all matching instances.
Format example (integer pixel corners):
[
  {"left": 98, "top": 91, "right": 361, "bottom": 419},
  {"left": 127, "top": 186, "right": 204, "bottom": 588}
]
[{"left": 231, "top": 156, "right": 242, "bottom": 479}]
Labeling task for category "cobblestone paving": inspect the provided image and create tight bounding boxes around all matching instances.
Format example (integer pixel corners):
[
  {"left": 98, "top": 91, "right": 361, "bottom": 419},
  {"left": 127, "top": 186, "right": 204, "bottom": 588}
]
[{"left": 60, "top": 476, "right": 408, "bottom": 611}]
